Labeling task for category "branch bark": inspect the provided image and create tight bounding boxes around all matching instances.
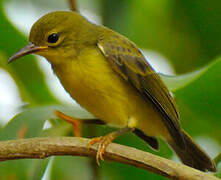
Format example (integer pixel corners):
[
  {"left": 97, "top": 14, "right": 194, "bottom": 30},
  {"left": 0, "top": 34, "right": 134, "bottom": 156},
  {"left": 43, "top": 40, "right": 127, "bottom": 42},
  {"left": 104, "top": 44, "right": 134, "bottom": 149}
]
[
  {"left": 0, "top": 137, "right": 218, "bottom": 180},
  {"left": 68, "top": 0, "right": 78, "bottom": 12}
]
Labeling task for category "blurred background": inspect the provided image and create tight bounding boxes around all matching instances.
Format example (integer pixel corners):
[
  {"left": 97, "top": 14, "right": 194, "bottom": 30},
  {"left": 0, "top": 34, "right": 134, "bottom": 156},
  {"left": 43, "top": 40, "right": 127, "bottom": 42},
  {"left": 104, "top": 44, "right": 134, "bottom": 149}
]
[{"left": 0, "top": 0, "right": 221, "bottom": 179}]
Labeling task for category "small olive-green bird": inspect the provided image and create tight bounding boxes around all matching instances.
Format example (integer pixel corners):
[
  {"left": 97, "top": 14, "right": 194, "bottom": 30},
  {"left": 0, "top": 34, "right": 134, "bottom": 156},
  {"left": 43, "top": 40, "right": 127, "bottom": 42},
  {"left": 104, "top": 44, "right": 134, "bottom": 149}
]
[{"left": 9, "top": 11, "right": 216, "bottom": 172}]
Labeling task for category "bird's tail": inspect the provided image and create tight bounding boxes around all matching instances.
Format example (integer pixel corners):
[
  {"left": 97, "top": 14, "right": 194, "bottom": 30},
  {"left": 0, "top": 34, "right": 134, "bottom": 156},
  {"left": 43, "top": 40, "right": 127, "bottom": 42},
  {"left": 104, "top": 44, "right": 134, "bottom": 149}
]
[{"left": 168, "top": 130, "right": 216, "bottom": 172}]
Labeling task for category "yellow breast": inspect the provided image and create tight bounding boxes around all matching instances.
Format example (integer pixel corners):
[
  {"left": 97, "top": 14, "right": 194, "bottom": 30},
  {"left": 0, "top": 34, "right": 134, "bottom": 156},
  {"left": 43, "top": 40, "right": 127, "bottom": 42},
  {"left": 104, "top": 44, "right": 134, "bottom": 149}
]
[{"left": 52, "top": 47, "right": 169, "bottom": 138}]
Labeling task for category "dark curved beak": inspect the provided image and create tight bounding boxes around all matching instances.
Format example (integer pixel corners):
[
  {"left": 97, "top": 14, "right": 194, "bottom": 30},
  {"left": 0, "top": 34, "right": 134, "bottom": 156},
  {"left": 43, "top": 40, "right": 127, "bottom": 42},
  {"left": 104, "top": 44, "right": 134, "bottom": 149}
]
[{"left": 8, "top": 43, "right": 48, "bottom": 64}]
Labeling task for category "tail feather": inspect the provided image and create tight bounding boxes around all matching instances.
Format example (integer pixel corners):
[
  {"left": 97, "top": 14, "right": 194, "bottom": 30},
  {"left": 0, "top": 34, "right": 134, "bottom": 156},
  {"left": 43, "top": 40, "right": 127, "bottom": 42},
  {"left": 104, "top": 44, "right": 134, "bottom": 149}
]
[{"left": 169, "top": 130, "right": 216, "bottom": 172}]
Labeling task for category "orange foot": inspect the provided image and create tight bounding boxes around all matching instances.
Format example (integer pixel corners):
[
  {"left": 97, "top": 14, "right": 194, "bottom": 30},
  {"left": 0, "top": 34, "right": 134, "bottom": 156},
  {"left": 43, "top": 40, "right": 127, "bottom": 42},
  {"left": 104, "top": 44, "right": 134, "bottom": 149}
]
[
  {"left": 55, "top": 110, "right": 82, "bottom": 137},
  {"left": 87, "top": 128, "right": 133, "bottom": 165},
  {"left": 88, "top": 133, "right": 116, "bottom": 165}
]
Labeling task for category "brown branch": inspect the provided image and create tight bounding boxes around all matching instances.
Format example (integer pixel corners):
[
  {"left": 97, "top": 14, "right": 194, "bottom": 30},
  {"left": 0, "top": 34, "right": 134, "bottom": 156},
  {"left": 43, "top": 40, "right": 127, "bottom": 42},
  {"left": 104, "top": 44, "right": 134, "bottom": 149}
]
[
  {"left": 0, "top": 137, "right": 218, "bottom": 180},
  {"left": 68, "top": 0, "right": 78, "bottom": 12}
]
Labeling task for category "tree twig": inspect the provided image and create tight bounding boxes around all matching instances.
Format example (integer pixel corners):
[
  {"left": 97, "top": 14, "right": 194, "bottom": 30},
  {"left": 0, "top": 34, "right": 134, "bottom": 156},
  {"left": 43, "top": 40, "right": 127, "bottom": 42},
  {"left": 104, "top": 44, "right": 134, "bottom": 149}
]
[
  {"left": 68, "top": 0, "right": 78, "bottom": 12},
  {"left": 0, "top": 137, "right": 218, "bottom": 180}
]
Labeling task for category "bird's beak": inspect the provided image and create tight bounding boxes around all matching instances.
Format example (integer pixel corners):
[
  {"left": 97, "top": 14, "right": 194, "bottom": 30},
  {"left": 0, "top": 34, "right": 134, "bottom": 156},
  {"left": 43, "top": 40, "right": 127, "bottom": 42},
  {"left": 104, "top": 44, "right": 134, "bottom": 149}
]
[{"left": 8, "top": 43, "right": 48, "bottom": 64}]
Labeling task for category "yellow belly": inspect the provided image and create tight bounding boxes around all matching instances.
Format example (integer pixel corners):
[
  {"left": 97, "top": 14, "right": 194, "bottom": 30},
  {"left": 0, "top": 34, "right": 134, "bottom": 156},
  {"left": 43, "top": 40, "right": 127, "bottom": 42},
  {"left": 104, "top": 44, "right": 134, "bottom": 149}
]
[{"left": 52, "top": 47, "right": 169, "bottom": 138}]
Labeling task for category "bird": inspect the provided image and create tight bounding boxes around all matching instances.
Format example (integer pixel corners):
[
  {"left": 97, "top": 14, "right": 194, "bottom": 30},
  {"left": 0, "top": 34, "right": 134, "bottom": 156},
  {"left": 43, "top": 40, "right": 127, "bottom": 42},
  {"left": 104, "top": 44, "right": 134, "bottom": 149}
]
[{"left": 8, "top": 11, "right": 216, "bottom": 172}]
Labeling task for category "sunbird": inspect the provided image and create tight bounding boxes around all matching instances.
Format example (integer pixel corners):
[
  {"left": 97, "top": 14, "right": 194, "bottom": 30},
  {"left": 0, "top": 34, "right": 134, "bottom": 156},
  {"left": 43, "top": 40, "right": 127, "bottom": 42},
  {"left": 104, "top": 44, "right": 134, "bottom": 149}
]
[{"left": 9, "top": 11, "right": 216, "bottom": 172}]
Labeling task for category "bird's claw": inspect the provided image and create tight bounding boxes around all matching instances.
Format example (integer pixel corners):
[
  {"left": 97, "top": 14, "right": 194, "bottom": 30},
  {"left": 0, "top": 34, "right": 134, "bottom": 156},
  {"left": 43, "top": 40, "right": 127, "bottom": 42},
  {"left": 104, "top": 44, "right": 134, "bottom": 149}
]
[{"left": 88, "top": 133, "right": 115, "bottom": 165}]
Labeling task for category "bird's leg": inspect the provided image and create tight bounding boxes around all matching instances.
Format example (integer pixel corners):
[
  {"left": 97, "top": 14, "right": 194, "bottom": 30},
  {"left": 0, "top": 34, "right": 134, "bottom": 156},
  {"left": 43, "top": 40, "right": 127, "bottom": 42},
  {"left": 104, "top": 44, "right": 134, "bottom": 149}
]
[
  {"left": 55, "top": 110, "right": 82, "bottom": 137},
  {"left": 88, "top": 127, "right": 134, "bottom": 165},
  {"left": 55, "top": 110, "right": 105, "bottom": 137}
]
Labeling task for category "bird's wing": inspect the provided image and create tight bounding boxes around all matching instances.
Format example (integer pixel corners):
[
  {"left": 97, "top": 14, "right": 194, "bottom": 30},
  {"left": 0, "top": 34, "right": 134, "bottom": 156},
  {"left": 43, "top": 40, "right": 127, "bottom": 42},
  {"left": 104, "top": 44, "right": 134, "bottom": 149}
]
[{"left": 97, "top": 33, "right": 184, "bottom": 148}]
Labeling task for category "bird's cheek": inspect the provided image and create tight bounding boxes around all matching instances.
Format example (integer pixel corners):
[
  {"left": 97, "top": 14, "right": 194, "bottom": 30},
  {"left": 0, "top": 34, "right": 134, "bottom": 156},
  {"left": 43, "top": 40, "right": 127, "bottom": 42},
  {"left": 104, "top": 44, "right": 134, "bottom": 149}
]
[
  {"left": 37, "top": 50, "right": 62, "bottom": 65},
  {"left": 35, "top": 49, "right": 50, "bottom": 58}
]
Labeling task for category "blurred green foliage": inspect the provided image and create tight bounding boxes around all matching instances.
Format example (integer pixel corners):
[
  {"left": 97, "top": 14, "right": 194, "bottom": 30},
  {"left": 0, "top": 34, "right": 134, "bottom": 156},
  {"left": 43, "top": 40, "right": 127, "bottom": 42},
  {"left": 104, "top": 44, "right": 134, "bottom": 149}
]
[
  {"left": 102, "top": 0, "right": 221, "bottom": 73},
  {"left": 0, "top": 2, "right": 56, "bottom": 104},
  {"left": 0, "top": 0, "right": 220, "bottom": 179}
]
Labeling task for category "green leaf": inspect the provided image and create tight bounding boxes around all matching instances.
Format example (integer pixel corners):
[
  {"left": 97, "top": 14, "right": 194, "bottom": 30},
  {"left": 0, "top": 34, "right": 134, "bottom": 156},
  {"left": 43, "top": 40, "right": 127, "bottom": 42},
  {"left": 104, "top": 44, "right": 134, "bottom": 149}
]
[
  {"left": 50, "top": 157, "right": 93, "bottom": 180},
  {"left": 0, "top": 104, "right": 93, "bottom": 140},
  {"left": 0, "top": 2, "right": 57, "bottom": 104},
  {"left": 214, "top": 153, "right": 221, "bottom": 165},
  {"left": 174, "top": 57, "right": 221, "bottom": 140},
  {"left": 160, "top": 58, "right": 220, "bottom": 92},
  {"left": 0, "top": 107, "right": 49, "bottom": 140},
  {"left": 0, "top": 159, "right": 49, "bottom": 180},
  {"left": 0, "top": 106, "right": 52, "bottom": 180}
]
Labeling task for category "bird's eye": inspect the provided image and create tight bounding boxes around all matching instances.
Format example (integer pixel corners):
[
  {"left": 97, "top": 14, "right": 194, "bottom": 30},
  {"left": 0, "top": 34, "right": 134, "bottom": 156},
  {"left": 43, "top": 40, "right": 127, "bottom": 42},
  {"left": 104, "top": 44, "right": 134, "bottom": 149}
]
[{"left": 47, "top": 33, "right": 59, "bottom": 43}]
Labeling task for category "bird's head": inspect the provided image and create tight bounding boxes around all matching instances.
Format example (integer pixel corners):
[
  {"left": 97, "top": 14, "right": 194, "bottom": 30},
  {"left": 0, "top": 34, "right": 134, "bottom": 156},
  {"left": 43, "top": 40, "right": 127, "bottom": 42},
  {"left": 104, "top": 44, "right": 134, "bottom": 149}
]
[{"left": 8, "top": 11, "right": 95, "bottom": 65}]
